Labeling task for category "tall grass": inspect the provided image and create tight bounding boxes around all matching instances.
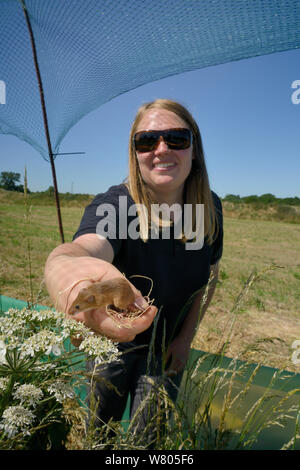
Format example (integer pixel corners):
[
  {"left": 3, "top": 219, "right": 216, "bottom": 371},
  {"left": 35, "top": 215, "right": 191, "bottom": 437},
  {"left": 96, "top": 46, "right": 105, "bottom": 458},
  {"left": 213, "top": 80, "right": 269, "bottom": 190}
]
[
  {"left": 78, "top": 267, "right": 300, "bottom": 450},
  {"left": 80, "top": 355, "right": 299, "bottom": 450},
  {"left": 23, "top": 167, "right": 34, "bottom": 307},
  {"left": 1, "top": 269, "right": 299, "bottom": 450}
]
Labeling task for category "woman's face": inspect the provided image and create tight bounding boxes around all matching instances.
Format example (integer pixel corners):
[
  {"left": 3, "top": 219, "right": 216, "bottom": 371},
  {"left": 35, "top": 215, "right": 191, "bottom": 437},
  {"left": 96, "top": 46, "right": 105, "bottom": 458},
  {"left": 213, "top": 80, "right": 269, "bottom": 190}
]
[{"left": 134, "top": 108, "right": 194, "bottom": 203}]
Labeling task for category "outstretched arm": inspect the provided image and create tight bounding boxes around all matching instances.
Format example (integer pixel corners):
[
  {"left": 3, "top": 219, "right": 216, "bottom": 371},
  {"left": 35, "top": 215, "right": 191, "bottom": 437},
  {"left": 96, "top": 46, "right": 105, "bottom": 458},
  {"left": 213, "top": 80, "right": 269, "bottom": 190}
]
[{"left": 44, "top": 234, "right": 157, "bottom": 342}]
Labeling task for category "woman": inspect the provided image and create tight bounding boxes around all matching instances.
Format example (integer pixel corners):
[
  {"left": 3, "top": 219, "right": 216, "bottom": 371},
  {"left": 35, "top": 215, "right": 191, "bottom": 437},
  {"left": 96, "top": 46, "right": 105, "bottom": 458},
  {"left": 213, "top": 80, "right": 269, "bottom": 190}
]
[{"left": 44, "top": 99, "right": 223, "bottom": 446}]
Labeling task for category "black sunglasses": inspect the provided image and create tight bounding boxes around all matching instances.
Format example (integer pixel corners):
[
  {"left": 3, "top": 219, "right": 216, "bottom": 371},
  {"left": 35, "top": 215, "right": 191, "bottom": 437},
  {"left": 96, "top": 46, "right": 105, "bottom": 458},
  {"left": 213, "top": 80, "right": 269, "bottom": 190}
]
[{"left": 133, "top": 128, "right": 192, "bottom": 153}]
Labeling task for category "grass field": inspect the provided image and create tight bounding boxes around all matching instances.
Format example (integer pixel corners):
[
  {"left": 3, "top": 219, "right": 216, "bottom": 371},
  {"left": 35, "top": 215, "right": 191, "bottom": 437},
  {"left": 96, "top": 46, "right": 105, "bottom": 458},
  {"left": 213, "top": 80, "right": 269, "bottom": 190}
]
[{"left": 0, "top": 189, "right": 300, "bottom": 373}]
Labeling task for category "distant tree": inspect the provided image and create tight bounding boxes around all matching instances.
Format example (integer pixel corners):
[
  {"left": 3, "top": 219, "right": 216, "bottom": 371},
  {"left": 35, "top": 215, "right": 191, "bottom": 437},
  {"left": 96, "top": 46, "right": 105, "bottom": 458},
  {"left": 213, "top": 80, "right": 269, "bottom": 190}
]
[
  {"left": 223, "top": 194, "right": 241, "bottom": 203},
  {"left": 0, "top": 171, "right": 20, "bottom": 191},
  {"left": 280, "top": 196, "right": 300, "bottom": 206},
  {"left": 46, "top": 186, "right": 55, "bottom": 194},
  {"left": 0, "top": 171, "right": 31, "bottom": 193},
  {"left": 258, "top": 193, "right": 277, "bottom": 204},
  {"left": 242, "top": 195, "right": 259, "bottom": 203},
  {"left": 15, "top": 184, "right": 25, "bottom": 192},
  {"left": 222, "top": 193, "right": 300, "bottom": 206}
]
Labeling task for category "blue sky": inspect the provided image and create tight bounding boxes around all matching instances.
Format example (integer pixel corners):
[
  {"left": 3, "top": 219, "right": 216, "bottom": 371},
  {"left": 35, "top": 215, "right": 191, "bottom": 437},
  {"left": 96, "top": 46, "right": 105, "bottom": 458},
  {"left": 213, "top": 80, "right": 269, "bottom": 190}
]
[{"left": 1, "top": 48, "right": 300, "bottom": 199}]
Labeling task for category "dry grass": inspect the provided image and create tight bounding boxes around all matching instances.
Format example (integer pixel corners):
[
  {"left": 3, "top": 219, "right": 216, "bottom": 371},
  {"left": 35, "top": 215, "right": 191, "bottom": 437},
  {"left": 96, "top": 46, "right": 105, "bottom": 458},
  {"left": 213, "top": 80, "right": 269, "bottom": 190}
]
[
  {"left": 192, "top": 216, "right": 300, "bottom": 372},
  {"left": 222, "top": 200, "right": 300, "bottom": 224}
]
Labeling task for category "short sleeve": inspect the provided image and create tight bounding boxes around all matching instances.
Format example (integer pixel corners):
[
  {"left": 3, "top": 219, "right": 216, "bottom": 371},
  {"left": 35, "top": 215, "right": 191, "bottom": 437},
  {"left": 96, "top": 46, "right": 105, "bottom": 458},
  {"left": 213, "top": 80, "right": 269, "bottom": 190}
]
[
  {"left": 210, "top": 192, "right": 223, "bottom": 265},
  {"left": 72, "top": 185, "right": 127, "bottom": 257}
]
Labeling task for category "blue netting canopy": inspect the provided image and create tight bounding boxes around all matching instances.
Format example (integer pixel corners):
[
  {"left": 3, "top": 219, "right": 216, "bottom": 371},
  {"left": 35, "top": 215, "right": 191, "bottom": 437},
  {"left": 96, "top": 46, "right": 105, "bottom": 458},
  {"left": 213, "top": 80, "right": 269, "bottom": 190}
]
[{"left": 1, "top": 0, "right": 300, "bottom": 161}]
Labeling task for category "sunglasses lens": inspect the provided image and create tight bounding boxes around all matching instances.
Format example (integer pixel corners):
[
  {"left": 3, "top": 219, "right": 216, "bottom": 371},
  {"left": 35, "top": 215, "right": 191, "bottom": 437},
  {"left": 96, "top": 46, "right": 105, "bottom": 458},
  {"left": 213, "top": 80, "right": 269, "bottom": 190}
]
[
  {"left": 134, "top": 132, "right": 158, "bottom": 152},
  {"left": 165, "top": 129, "right": 191, "bottom": 149},
  {"left": 134, "top": 128, "right": 191, "bottom": 152}
]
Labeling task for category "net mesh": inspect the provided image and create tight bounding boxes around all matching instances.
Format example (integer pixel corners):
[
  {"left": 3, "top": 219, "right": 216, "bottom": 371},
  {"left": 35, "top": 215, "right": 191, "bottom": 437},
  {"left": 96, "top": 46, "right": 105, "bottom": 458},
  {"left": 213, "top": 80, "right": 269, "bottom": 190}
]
[{"left": 0, "top": 0, "right": 300, "bottom": 160}]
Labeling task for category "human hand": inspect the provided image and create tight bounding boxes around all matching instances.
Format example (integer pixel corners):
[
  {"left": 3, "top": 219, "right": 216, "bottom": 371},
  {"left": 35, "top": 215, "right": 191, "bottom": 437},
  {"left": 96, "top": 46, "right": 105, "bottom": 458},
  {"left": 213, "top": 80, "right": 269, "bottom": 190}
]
[
  {"left": 70, "top": 302, "right": 157, "bottom": 343},
  {"left": 164, "top": 336, "right": 191, "bottom": 376},
  {"left": 46, "top": 250, "right": 157, "bottom": 343}
]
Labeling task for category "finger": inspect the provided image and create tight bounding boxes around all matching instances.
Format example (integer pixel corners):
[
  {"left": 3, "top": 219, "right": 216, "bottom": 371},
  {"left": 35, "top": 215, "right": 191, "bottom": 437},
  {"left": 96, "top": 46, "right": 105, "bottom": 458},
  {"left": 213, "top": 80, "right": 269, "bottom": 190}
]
[
  {"left": 72, "top": 305, "right": 158, "bottom": 343},
  {"left": 134, "top": 295, "right": 150, "bottom": 310},
  {"left": 112, "top": 306, "right": 158, "bottom": 340},
  {"left": 127, "top": 280, "right": 154, "bottom": 311},
  {"left": 137, "top": 304, "right": 157, "bottom": 323},
  {"left": 127, "top": 281, "right": 144, "bottom": 299}
]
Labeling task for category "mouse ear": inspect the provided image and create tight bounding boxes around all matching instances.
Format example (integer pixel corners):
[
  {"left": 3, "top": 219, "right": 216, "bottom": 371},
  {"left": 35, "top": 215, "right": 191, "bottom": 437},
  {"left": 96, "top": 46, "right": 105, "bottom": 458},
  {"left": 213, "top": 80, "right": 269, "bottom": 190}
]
[{"left": 86, "top": 295, "right": 95, "bottom": 304}]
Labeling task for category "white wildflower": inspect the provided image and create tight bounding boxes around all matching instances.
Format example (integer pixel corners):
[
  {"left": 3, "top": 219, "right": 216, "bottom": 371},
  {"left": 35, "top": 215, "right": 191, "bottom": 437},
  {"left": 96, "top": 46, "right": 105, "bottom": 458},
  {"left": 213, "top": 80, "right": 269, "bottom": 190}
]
[
  {"left": 13, "top": 384, "right": 43, "bottom": 408},
  {"left": 48, "top": 344, "right": 62, "bottom": 356},
  {"left": 0, "top": 340, "right": 7, "bottom": 365},
  {"left": 0, "top": 377, "right": 9, "bottom": 393},
  {"left": 0, "top": 314, "right": 26, "bottom": 338},
  {"left": 60, "top": 316, "right": 92, "bottom": 340},
  {"left": 0, "top": 334, "right": 20, "bottom": 351},
  {"left": 22, "top": 308, "right": 60, "bottom": 324},
  {"left": 78, "top": 335, "right": 119, "bottom": 364},
  {"left": 0, "top": 405, "right": 35, "bottom": 437},
  {"left": 32, "top": 362, "right": 57, "bottom": 372},
  {"left": 47, "top": 381, "right": 75, "bottom": 403},
  {"left": 19, "top": 330, "right": 64, "bottom": 357}
]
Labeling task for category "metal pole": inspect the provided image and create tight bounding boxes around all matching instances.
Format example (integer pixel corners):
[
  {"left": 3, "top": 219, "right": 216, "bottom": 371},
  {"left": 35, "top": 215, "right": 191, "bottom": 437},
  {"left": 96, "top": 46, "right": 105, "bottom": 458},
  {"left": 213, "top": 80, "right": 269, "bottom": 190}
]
[{"left": 20, "top": 0, "right": 65, "bottom": 243}]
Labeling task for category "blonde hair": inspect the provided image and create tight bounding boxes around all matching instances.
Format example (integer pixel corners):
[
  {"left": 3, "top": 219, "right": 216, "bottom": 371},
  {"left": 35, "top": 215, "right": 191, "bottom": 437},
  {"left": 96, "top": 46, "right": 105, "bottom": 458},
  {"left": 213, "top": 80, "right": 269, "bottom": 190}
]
[{"left": 127, "top": 99, "right": 219, "bottom": 244}]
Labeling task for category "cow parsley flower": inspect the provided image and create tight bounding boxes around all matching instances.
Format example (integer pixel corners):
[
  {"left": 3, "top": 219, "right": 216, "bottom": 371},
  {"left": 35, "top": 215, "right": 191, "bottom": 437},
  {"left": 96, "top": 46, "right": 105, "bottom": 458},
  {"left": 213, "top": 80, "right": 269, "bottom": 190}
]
[
  {"left": 0, "top": 405, "right": 35, "bottom": 437},
  {"left": 19, "top": 330, "right": 64, "bottom": 357},
  {"left": 13, "top": 384, "right": 43, "bottom": 408},
  {"left": 47, "top": 381, "right": 75, "bottom": 403},
  {"left": 0, "top": 313, "right": 26, "bottom": 338},
  {"left": 0, "top": 339, "right": 7, "bottom": 364},
  {"left": 59, "top": 315, "right": 95, "bottom": 340},
  {"left": 78, "top": 334, "right": 119, "bottom": 364},
  {"left": 0, "top": 377, "right": 9, "bottom": 393},
  {"left": 22, "top": 308, "right": 60, "bottom": 324},
  {"left": 32, "top": 362, "right": 57, "bottom": 372},
  {"left": 48, "top": 343, "right": 62, "bottom": 356}
]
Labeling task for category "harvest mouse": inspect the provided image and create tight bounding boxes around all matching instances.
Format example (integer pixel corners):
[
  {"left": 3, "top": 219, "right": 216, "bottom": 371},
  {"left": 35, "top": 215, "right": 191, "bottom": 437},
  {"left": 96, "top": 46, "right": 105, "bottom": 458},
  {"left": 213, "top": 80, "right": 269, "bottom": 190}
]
[{"left": 68, "top": 277, "right": 136, "bottom": 315}]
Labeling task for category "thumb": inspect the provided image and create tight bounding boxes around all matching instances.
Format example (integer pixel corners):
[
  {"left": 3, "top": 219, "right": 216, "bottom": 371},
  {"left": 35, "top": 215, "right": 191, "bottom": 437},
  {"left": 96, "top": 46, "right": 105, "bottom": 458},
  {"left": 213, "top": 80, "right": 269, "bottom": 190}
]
[
  {"left": 134, "top": 295, "right": 150, "bottom": 310},
  {"left": 128, "top": 281, "right": 149, "bottom": 310}
]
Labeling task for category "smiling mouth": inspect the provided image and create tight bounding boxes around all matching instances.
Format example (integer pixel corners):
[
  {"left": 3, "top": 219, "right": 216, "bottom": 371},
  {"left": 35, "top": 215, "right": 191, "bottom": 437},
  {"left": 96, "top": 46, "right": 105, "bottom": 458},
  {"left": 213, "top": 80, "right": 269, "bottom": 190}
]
[{"left": 153, "top": 162, "right": 176, "bottom": 169}]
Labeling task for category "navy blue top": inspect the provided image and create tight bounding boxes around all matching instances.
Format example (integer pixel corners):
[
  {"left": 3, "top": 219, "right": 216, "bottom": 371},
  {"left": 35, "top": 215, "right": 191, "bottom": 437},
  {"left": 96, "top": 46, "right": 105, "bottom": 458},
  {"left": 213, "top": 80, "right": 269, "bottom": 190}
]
[{"left": 73, "top": 183, "right": 223, "bottom": 355}]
